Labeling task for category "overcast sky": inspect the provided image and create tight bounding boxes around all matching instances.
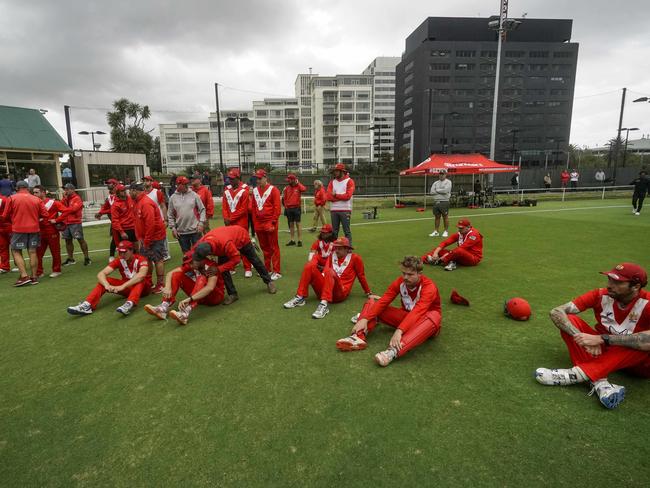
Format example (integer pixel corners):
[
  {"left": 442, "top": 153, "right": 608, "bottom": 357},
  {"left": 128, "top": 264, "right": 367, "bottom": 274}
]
[{"left": 1, "top": 0, "right": 649, "bottom": 151}]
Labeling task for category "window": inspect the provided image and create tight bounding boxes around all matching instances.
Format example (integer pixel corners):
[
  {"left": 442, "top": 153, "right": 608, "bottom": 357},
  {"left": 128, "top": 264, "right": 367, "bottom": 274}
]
[
  {"left": 430, "top": 76, "right": 450, "bottom": 83},
  {"left": 529, "top": 64, "right": 549, "bottom": 71},
  {"left": 480, "top": 50, "right": 497, "bottom": 57},
  {"left": 404, "top": 96, "right": 413, "bottom": 105},
  {"left": 550, "top": 89, "right": 568, "bottom": 96},
  {"left": 340, "top": 102, "right": 354, "bottom": 111},
  {"left": 403, "top": 108, "right": 413, "bottom": 117},
  {"left": 340, "top": 91, "right": 354, "bottom": 99},
  {"left": 430, "top": 63, "right": 450, "bottom": 70},
  {"left": 547, "top": 101, "right": 567, "bottom": 107},
  {"left": 454, "top": 89, "right": 475, "bottom": 96},
  {"left": 255, "top": 120, "right": 270, "bottom": 128},
  {"left": 505, "top": 51, "right": 525, "bottom": 57},
  {"left": 182, "top": 154, "right": 195, "bottom": 162},
  {"left": 505, "top": 64, "right": 525, "bottom": 71},
  {"left": 455, "top": 63, "right": 475, "bottom": 71},
  {"left": 166, "top": 144, "right": 180, "bottom": 152},
  {"left": 456, "top": 50, "right": 476, "bottom": 57},
  {"left": 501, "top": 101, "right": 521, "bottom": 108},
  {"left": 258, "top": 142, "right": 267, "bottom": 149},
  {"left": 553, "top": 51, "right": 574, "bottom": 58},
  {"left": 526, "top": 89, "right": 546, "bottom": 95},
  {"left": 529, "top": 51, "right": 549, "bottom": 58},
  {"left": 274, "top": 141, "right": 282, "bottom": 149},
  {"left": 550, "top": 76, "right": 568, "bottom": 83},
  {"left": 302, "top": 140, "right": 312, "bottom": 149},
  {"left": 256, "top": 131, "right": 269, "bottom": 139},
  {"left": 453, "top": 101, "right": 474, "bottom": 109},
  {"left": 529, "top": 76, "right": 547, "bottom": 83},
  {"left": 551, "top": 64, "right": 572, "bottom": 71},
  {"left": 503, "top": 88, "right": 522, "bottom": 95},
  {"left": 432, "top": 88, "right": 449, "bottom": 96},
  {"left": 168, "top": 155, "right": 181, "bottom": 162},
  {"left": 165, "top": 133, "right": 179, "bottom": 141},
  {"left": 403, "top": 120, "right": 412, "bottom": 128},
  {"left": 454, "top": 76, "right": 474, "bottom": 84},
  {"left": 181, "top": 133, "right": 195, "bottom": 141},
  {"left": 255, "top": 110, "right": 268, "bottom": 117},
  {"left": 431, "top": 49, "right": 450, "bottom": 57},
  {"left": 271, "top": 152, "right": 284, "bottom": 159},
  {"left": 181, "top": 143, "right": 195, "bottom": 152},
  {"left": 375, "top": 95, "right": 395, "bottom": 100},
  {"left": 404, "top": 85, "right": 413, "bottom": 95},
  {"left": 375, "top": 102, "right": 394, "bottom": 107},
  {"left": 88, "top": 164, "right": 140, "bottom": 186},
  {"left": 356, "top": 102, "right": 370, "bottom": 111},
  {"left": 404, "top": 73, "right": 414, "bottom": 84},
  {"left": 480, "top": 63, "right": 495, "bottom": 72},
  {"left": 524, "top": 101, "right": 545, "bottom": 107},
  {"left": 271, "top": 131, "right": 284, "bottom": 138},
  {"left": 340, "top": 113, "right": 354, "bottom": 122},
  {"left": 405, "top": 61, "right": 414, "bottom": 72},
  {"left": 356, "top": 114, "right": 370, "bottom": 122}
]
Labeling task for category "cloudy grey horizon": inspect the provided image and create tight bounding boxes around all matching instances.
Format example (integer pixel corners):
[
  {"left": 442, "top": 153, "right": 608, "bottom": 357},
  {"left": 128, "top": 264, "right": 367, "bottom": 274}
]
[{"left": 1, "top": 0, "right": 649, "bottom": 152}]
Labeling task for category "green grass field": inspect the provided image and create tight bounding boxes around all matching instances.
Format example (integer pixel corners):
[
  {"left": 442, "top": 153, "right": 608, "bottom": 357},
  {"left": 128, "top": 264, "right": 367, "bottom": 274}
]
[{"left": 1, "top": 198, "right": 649, "bottom": 487}]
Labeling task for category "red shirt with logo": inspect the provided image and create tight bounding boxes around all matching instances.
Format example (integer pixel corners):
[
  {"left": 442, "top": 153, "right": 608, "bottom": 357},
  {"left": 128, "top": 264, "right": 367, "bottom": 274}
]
[
  {"left": 199, "top": 226, "right": 252, "bottom": 273},
  {"left": 314, "top": 187, "right": 327, "bottom": 207},
  {"left": 222, "top": 183, "right": 250, "bottom": 227},
  {"left": 108, "top": 254, "right": 151, "bottom": 287},
  {"left": 111, "top": 196, "right": 136, "bottom": 232},
  {"left": 572, "top": 288, "right": 650, "bottom": 335},
  {"left": 134, "top": 193, "right": 166, "bottom": 245},
  {"left": 251, "top": 184, "right": 281, "bottom": 231},
  {"left": 323, "top": 252, "right": 371, "bottom": 296},
  {"left": 309, "top": 239, "right": 333, "bottom": 267},
  {"left": 58, "top": 192, "right": 83, "bottom": 224},
  {"left": 40, "top": 198, "right": 65, "bottom": 235},
  {"left": 439, "top": 227, "right": 483, "bottom": 259},
  {"left": 6, "top": 190, "right": 49, "bottom": 233}
]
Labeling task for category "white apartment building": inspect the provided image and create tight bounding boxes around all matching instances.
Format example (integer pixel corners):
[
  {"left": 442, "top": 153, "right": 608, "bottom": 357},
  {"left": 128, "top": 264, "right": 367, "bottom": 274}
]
[
  {"left": 252, "top": 98, "right": 300, "bottom": 170},
  {"left": 160, "top": 121, "right": 211, "bottom": 174},
  {"left": 295, "top": 74, "right": 316, "bottom": 170},
  {"left": 362, "top": 56, "right": 400, "bottom": 161},
  {"left": 207, "top": 110, "right": 254, "bottom": 172}
]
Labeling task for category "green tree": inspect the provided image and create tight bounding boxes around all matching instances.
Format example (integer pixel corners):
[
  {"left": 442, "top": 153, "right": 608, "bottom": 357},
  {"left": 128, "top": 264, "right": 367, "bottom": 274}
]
[
  {"left": 149, "top": 136, "right": 162, "bottom": 173},
  {"left": 106, "top": 98, "right": 154, "bottom": 162}
]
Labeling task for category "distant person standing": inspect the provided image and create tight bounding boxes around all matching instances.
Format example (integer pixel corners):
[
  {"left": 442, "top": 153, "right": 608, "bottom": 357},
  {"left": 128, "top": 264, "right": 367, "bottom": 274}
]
[
  {"left": 570, "top": 169, "right": 579, "bottom": 190},
  {"left": 251, "top": 169, "right": 282, "bottom": 280},
  {"left": 309, "top": 179, "right": 327, "bottom": 232},
  {"left": 0, "top": 174, "right": 15, "bottom": 196},
  {"left": 511, "top": 173, "right": 519, "bottom": 190},
  {"left": 560, "top": 169, "right": 570, "bottom": 189},
  {"left": 191, "top": 176, "right": 214, "bottom": 232},
  {"left": 282, "top": 173, "right": 307, "bottom": 247},
  {"left": 58, "top": 183, "right": 91, "bottom": 266},
  {"left": 543, "top": 174, "right": 552, "bottom": 191},
  {"left": 27, "top": 169, "right": 40, "bottom": 189},
  {"left": 595, "top": 169, "right": 606, "bottom": 186},
  {"left": 429, "top": 171, "right": 452, "bottom": 237},
  {"left": 326, "top": 163, "right": 355, "bottom": 244},
  {"left": 201, "top": 170, "right": 212, "bottom": 187},
  {"left": 61, "top": 166, "right": 73, "bottom": 185},
  {"left": 630, "top": 171, "right": 649, "bottom": 216}
]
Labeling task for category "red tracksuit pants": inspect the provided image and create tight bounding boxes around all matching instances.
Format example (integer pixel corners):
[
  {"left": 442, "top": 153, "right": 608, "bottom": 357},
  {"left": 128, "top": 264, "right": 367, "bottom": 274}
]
[
  {"left": 0, "top": 230, "right": 10, "bottom": 271},
  {"left": 232, "top": 220, "right": 251, "bottom": 271},
  {"left": 256, "top": 226, "right": 281, "bottom": 273},
  {"left": 296, "top": 261, "right": 348, "bottom": 303},
  {"left": 561, "top": 315, "right": 650, "bottom": 381},
  {"left": 86, "top": 277, "right": 150, "bottom": 309},
  {"left": 163, "top": 271, "right": 224, "bottom": 307},
  {"left": 423, "top": 247, "right": 481, "bottom": 266},
  {"left": 37, "top": 232, "right": 61, "bottom": 275},
  {"left": 358, "top": 298, "right": 442, "bottom": 358}
]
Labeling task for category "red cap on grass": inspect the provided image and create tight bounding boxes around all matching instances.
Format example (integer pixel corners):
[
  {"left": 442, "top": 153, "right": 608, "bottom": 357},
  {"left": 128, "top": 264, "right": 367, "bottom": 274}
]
[
  {"left": 504, "top": 297, "right": 531, "bottom": 321},
  {"left": 450, "top": 289, "right": 470, "bottom": 306},
  {"left": 600, "top": 263, "right": 647, "bottom": 287}
]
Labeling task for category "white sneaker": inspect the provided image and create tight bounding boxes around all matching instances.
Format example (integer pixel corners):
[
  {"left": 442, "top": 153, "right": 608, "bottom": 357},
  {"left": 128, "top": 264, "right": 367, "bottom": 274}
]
[
  {"left": 144, "top": 303, "right": 168, "bottom": 320},
  {"left": 374, "top": 347, "right": 398, "bottom": 367},
  {"left": 169, "top": 309, "right": 190, "bottom": 325},
  {"left": 116, "top": 301, "right": 134, "bottom": 316},
  {"left": 230, "top": 270, "right": 237, "bottom": 275},
  {"left": 589, "top": 381, "right": 626, "bottom": 409},
  {"left": 534, "top": 368, "right": 584, "bottom": 386},
  {"left": 283, "top": 296, "right": 306, "bottom": 309},
  {"left": 271, "top": 272, "right": 282, "bottom": 281},
  {"left": 350, "top": 313, "right": 360, "bottom": 324},
  {"left": 163, "top": 254, "right": 172, "bottom": 262},
  {"left": 49, "top": 272, "right": 62, "bottom": 278},
  {"left": 442, "top": 230, "right": 449, "bottom": 237},
  {"left": 336, "top": 334, "right": 367, "bottom": 351},
  {"left": 312, "top": 302, "right": 329, "bottom": 319},
  {"left": 67, "top": 301, "right": 93, "bottom": 316},
  {"left": 429, "top": 231, "right": 440, "bottom": 237},
  {"left": 444, "top": 261, "right": 457, "bottom": 271},
  {"left": 244, "top": 270, "right": 253, "bottom": 278},
  {"left": 635, "top": 212, "right": 640, "bottom": 216}
]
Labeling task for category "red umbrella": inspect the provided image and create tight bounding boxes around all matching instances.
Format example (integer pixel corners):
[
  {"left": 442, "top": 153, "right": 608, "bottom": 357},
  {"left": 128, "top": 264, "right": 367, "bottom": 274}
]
[{"left": 400, "top": 153, "right": 519, "bottom": 175}]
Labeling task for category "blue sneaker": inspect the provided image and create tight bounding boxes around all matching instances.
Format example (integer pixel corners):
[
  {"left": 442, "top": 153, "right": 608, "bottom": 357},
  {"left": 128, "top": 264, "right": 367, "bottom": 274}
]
[{"left": 589, "top": 381, "right": 626, "bottom": 409}]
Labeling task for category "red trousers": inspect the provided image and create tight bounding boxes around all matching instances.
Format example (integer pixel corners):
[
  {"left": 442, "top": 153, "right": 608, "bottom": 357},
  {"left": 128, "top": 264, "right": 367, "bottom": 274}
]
[
  {"left": 163, "top": 271, "right": 224, "bottom": 307},
  {"left": 0, "top": 230, "right": 10, "bottom": 271},
  {"left": 86, "top": 277, "right": 151, "bottom": 309},
  {"left": 422, "top": 248, "right": 481, "bottom": 266},
  {"left": 561, "top": 315, "right": 650, "bottom": 381},
  {"left": 296, "top": 261, "right": 348, "bottom": 303},
  {"left": 37, "top": 232, "right": 61, "bottom": 275},
  {"left": 358, "top": 298, "right": 442, "bottom": 357},
  {"left": 256, "top": 226, "right": 281, "bottom": 273}
]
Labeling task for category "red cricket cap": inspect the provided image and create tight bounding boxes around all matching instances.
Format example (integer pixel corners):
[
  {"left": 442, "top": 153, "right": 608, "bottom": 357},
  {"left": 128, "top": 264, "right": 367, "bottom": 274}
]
[
  {"left": 457, "top": 218, "right": 471, "bottom": 228},
  {"left": 114, "top": 183, "right": 126, "bottom": 191},
  {"left": 227, "top": 168, "right": 241, "bottom": 179},
  {"left": 176, "top": 176, "right": 189, "bottom": 185},
  {"left": 450, "top": 289, "right": 470, "bottom": 306},
  {"left": 331, "top": 163, "right": 347, "bottom": 172},
  {"left": 320, "top": 224, "right": 333, "bottom": 233},
  {"left": 106, "top": 178, "right": 119, "bottom": 185},
  {"left": 600, "top": 263, "right": 648, "bottom": 287},
  {"left": 143, "top": 175, "right": 154, "bottom": 181},
  {"left": 332, "top": 237, "right": 353, "bottom": 249},
  {"left": 255, "top": 169, "right": 267, "bottom": 178},
  {"left": 286, "top": 173, "right": 297, "bottom": 181},
  {"left": 116, "top": 240, "right": 134, "bottom": 252}
]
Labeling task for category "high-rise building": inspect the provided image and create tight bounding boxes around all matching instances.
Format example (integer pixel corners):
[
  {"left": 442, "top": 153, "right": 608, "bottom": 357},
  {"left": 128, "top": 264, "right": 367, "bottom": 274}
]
[
  {"left": 160, "top": 121, "right": 211, "bottom": 174},
  {"left": 362, "top": 57, "right": 400, "bottom": 160},
  {"left": 394, "top": 17, "right": 578, "bottom": 167},
  {"left": 252, "top": 98, "right": 300, "bottom": 170}
]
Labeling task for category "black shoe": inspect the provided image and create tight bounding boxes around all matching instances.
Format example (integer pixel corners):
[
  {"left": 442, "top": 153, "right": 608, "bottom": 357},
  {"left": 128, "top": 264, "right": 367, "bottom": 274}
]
[
  {"left": 84, "top": 257, "right": 92, "bottom": 266},
  {"left": 63, "top": 258, "right": 76, "bottom": 266},
  {"left": 297, "top": 241, "right": 303, "bottom": 247},
  {"left": 286, "top": 241, "right": 296, "bottom": 246}
]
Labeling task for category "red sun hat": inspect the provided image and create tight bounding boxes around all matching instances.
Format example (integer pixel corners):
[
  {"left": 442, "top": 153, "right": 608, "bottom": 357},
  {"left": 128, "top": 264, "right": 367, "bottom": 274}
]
[
  {"left": 176, "top": 176, "right": 189, "bottom": 185},
  {"left": 331, "top": 163, "right": 347, "bottom": 172},
  {"left": 320, "top": 224, "right": 333, "bottom": 233},
  {"left": 457, "top": 218, "right": 471, "bottom": 228},
  {"left": 600, "top": 263, "right": 648, "bottom": 287},
  {"left": 504, "top": 297, "right": 531, "bottom": 321},
  {"left": 116, "top": 240, "right": 134, "bottom": 252},
  {"left": 255, "top": 169, "right": 267, "bottom": 178},
  {"left": 332, "top": 237, "right": 353, "bottom": 249}
]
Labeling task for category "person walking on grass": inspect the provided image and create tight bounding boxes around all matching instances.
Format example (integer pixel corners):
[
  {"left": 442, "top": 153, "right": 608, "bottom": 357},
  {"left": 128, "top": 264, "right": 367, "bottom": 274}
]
[
  {"left": 309, "top": 179, "right": 327, "bottom": 232},
  {"left": 428, "top": 170, "right": 452, "bottom": 238},
  {"left": 630, "top": 171, "right": 649, "bottom": 216}
]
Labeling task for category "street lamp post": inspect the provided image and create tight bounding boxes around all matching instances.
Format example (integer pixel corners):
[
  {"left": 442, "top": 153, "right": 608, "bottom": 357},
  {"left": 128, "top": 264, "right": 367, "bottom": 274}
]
[
  {"left": 441, "top": 112, "right": 459, "bottom": 153},
  {"left": 343, "top": 140, "right": 355, "bottom": 167},
  {"left": 78, "top": 130, "right": 106, "bottom": 151}
]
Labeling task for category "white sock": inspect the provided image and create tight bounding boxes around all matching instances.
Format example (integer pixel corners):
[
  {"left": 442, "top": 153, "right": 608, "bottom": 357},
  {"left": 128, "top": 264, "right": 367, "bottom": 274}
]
[
  {"left": 592, "top": 377, "right": 610, "bottom": 388},
  {"left": 320, "top": 300, "right": 328, "bottom": 306}
]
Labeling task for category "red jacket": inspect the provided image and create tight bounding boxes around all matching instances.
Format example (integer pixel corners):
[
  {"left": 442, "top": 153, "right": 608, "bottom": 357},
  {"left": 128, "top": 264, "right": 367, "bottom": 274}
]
[
  {"left": 0, "top": 195, "right": 12, "bottom": 233},
  {"left": 111, "top": 196, "right": 136, "bottom": 232},
  {"left": 366, "top": 275, "right": 441, "bottom": 333},
  {"left": 134, "top": 193, "right": 166, "bottom": 246},
  {"left": 40, "top": 198, "right": 65, "bottom": 235},
  {"left": 439, "top": 227, "right": 483, "bottom": 260},
  {"left": 309, "top": 238, "right": 333, "bottom": 267},
  {"left": 58, "top": 192, "right": 83, "bottom": 224},
  {"left": 195, "top": 185, "right": 214, "bottom": 218},
  {"left": 251, "top": 184, "right": 281, "bottom": 231},
  {"left": 282, "top": 182, "right": 307, "bottom": 209},
  {"left": 199, "top": 226, "right": 251, "bottom": 273},
  {"left": 314, "top": 187, "right": 327, "bottom": 207},
  {"left": 6, "top": 190, "right": 48, "bottom": 233},
  {"left": 222, "top": 183, "right": 250, "bottom": 227},
  {"left": 324, "top": 252, "right": 371, "bottom": 296},
  {"left": 97, "top": 192, "right": 116, "bottom": 218}
]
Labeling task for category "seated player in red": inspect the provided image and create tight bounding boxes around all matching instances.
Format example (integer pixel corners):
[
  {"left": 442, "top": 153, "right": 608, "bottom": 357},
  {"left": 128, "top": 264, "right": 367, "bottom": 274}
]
[
  {"left": 535, "top": 263, "right": 650, "bottom": 409},
  {"left": 283, "top": 237, "right": 372, "bottom": 319},
  {"left": 422, "top": 218, "right": 482, "bottom": 271},
  {"left": 144, "top": 248, "right": 225, "bottom": 325},
  {"left": 307, "top": 223, "right": 335, "bottom": 270},
  {"left": 67, "top": 241, "right": 151, "bottom": 316},
  {"left": 336, "top": 256, "right": 442, "bottom": 367}
]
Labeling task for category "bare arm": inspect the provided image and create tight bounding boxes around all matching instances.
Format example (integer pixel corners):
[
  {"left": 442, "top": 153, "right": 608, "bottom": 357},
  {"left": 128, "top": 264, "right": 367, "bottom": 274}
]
[
  {"left": 549, "top": 301, "right": 581, "bottom": 336},
  {"left": 114, "top": 265, "right": 148, "bottom": 291}
]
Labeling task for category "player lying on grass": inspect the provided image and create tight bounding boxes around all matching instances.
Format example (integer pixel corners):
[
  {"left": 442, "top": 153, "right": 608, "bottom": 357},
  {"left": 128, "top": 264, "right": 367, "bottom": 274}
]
[
  {"left": 283, "top": 237, "right": 372, "bottom": 319},
  {"left": 67, "top": 240, "right": 150, "bottom": 316},
  {"left": 535, "top": 263, "right": 650, "bottom": 409},
  {"left": 422, "top": 218, "right": 482, "bottom": 271},
  {"left": 144, "top": 248, "right": 224, "bottom": 325},
  {"left": 336, "top": 255, "right": 442, "bottom": 367}
]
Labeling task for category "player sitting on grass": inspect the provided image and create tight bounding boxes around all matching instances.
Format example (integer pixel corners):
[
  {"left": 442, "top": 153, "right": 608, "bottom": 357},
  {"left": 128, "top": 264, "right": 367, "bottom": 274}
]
[
  {"left": 422, "top": 218, "right": 482, "bottom": 271},
  {"left": 535, "top": 263, "right": 650, "bottom": 409},
  {"left": 307, "top": 223, "right": 335, "bottom": 270},
  {"left": 283, "top": 237, "right": 372, "bottom": 319},
  {"left": 144, "top": 248, "right": 224, "bottom": 325},
  {"left": 336, "top": 256, "right": 442, "bottom": 367},
  {"left": 67, "top": 241, "right": 150, "bottom": 316}
]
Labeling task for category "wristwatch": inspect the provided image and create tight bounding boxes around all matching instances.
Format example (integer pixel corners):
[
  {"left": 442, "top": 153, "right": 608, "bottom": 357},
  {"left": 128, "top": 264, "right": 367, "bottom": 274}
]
[{"left": 602, "top": 335, "right": 610, "bottom": 346}]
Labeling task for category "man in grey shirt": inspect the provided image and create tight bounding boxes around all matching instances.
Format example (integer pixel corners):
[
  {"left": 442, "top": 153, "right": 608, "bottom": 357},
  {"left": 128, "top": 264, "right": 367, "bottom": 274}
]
[
  {"left": 429, "top": 171, "right": 452, "bottom": 237},
  {"left": 167, "top": 176, "right": 206, "bottom": 252},
  {"left": 27, "top": 169, "right": 41, "bottom": 188}
]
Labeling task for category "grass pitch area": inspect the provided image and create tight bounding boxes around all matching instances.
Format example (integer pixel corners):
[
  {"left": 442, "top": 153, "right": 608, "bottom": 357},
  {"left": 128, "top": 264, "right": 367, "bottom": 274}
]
[{"left": 1, "top": 198, "right": 649, "bottom": 487}]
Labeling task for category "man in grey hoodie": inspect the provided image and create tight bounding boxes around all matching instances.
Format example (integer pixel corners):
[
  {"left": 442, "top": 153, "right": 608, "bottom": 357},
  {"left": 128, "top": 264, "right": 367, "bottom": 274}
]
[{"left": 167, "top": 176, "right": 206, "bottom": 252}]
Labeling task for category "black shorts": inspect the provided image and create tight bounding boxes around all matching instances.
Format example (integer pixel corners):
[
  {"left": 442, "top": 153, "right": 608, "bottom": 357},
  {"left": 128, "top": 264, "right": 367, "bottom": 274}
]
[
  {"left": 284, "top": 207, "right": 301, "bottom": 223},
  {"left": 10, "top": 232, "right": 40, "bottom": 250},
  {"left": 140, "top": 239, "right": 166, "bottom": 263}
]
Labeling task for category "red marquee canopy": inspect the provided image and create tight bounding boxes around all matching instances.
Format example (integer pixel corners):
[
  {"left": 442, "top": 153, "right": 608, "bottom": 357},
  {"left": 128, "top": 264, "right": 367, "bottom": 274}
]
[{"left": 400, "top": 153, "right": 519, "bottom": 176}]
